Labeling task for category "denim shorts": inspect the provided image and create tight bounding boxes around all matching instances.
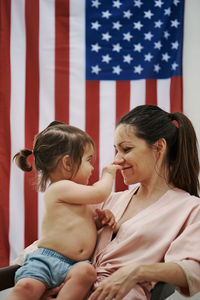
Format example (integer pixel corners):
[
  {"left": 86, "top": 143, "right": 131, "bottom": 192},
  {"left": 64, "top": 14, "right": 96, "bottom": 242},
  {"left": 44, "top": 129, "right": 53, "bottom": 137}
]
[{"left": 15, "top": 248, "right": 90, "bottom": 289}]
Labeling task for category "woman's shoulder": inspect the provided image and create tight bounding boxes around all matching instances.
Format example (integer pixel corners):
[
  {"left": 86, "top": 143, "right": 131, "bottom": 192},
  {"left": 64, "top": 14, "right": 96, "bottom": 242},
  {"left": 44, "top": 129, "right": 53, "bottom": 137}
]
[
  {"left": 169, "top": 188, "right": 200, "bottom": 203},
  {"left": 168, "top": 188, "right": 200, "bottom": 220}
]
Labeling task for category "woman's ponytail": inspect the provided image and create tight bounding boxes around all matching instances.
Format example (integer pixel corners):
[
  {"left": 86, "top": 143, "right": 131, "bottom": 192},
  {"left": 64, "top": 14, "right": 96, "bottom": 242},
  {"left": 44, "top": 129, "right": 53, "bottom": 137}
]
[{"left": 169, "top": 112, "right": 199, "bottom": 197}]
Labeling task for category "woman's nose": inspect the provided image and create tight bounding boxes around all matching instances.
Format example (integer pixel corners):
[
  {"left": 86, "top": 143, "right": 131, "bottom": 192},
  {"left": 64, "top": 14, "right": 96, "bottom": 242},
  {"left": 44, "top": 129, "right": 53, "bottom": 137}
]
[{"left": 115, "top": 152, "right": 124, "bottom": 164}]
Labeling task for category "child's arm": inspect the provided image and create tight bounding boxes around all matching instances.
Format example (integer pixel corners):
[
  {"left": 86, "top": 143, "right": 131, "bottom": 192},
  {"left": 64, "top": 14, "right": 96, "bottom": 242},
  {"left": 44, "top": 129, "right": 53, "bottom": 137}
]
[{"left": 45, "top": 163, "right": 122, "bottom": 205}]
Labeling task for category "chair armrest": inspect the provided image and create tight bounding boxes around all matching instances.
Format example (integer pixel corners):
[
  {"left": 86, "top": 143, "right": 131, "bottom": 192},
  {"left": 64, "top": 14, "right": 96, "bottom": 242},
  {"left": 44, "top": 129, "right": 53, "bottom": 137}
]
[
  {"left": 150, "top": 282, "right": 175, "bottom": 300},
  {"left": 0, "top": 264, "right": 21, "bottom": 291}
]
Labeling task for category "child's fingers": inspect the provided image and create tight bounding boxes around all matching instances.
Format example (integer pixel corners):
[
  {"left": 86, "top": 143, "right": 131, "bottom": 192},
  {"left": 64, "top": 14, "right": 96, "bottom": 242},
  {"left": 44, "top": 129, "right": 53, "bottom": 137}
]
[
  {"left": 108, "top": 218, "right": 116, "bottom": 228},
  {"left": 101, "top": 215, "right": 109, "bottom": 224},
  {"left": 95, "top": 208, "right": 105, "bottom": 218}
]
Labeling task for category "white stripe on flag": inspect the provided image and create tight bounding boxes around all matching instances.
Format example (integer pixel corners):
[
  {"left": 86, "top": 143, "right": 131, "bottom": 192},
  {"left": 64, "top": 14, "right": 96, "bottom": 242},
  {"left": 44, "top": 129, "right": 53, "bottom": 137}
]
[
  {"left": 9, "top": 0, "right": 26, "bottom": 263},
  {"left": 69, "top": 0, "right": 85, "bottom": 130},
  {"left": 130, "top": 80, "right": 146, "bottom": 110},
  {"left": 38, "top": 0, "right": 56, "bottom": 237},
  {"left": 157, "top": 79, "right": 171, "bottom": 112},
  {"left": 99, "top": 81, "right": 116, "bottom": 176}
]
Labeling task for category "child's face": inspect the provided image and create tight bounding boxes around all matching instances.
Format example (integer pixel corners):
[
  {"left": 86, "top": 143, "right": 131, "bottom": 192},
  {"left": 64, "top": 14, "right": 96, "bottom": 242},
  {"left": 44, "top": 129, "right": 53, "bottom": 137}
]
[{"left": 72, "top": 144, "right": 94, "bottom": 185}]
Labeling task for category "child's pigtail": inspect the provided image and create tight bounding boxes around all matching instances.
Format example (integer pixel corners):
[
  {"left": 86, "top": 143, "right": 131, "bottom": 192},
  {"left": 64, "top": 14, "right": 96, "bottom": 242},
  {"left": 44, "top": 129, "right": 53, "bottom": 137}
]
[{"left": 13, "top": 149, "right": 33, "bottom": 172}]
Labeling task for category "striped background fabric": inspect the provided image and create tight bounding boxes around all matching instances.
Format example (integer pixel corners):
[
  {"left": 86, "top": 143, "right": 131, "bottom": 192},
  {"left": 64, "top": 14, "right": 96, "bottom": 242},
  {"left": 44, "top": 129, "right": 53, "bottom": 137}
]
[{"left": 0, "top": 0, "right": 183, "bottom": 267}]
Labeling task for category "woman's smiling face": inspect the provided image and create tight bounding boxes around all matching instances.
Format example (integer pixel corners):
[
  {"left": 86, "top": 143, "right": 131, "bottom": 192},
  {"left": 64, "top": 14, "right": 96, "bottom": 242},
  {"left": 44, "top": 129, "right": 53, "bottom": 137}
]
[{"left": 114, "top": 124, "right": 158, "bottom": 186}]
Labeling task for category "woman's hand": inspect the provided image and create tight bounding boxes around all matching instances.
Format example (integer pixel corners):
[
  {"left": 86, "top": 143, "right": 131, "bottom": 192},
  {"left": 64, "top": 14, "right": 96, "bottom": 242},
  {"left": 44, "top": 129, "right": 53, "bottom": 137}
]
[
  {"left": 88, "top": 264, "right": 141, "bottom": 300},
  {"left": 93, "top": 208, "right": 116, "bottom": 230}
]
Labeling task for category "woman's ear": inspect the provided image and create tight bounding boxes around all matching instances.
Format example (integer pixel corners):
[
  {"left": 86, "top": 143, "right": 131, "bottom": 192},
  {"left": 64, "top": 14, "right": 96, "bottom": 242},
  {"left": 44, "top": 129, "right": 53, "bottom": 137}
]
[
  {"left": 61, "top": 155, "right": 71, "bottom": 172},
  {"left": 154, "top": 138, "right": 167, "bottom": 154}
]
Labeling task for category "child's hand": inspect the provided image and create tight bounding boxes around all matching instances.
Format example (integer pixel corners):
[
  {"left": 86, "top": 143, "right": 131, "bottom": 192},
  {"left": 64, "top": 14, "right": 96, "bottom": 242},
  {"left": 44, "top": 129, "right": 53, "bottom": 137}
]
[
  {"left": 93, "top": 208, "right": 116, "bottom": 230},
  {"left": 102, "top": 163, "right": 122, "bottom": 177}
]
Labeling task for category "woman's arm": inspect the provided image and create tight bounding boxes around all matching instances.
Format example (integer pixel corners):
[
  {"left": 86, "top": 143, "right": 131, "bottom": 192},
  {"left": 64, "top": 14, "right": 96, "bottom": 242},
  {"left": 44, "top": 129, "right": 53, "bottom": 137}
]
[
  {"left": 140, "top": 262, "right": 188, "bottom": 294},
  {"left": 88, "top": 262, "right": 188, "bottom": 300}
]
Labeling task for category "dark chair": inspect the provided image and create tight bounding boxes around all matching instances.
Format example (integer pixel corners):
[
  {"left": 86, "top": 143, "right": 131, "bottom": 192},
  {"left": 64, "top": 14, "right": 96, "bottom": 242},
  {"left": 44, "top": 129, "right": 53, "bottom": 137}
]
[
  {"left": 0, "top": 264, "right": 175, "bottom": 299},
  {"left": 0, "top": 264, "right": 20, "bottom": 291},
  {"left": 151, "top": 281, "right": 175, "bottom": 300}
]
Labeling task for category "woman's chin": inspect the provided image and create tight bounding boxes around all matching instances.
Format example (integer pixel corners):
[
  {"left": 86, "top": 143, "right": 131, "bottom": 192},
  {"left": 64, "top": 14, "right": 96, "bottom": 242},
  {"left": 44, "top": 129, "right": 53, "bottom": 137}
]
[
  {"left": 122, "top": 176, "right": 130, "bottom": 186},
  {"left": 122, "top": 175, "right": 138, "bottom": 187}
]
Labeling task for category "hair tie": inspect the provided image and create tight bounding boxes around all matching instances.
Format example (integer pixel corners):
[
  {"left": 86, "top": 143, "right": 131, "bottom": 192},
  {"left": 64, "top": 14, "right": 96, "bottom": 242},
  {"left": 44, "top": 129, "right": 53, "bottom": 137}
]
[
  {"left": 172, "top": 120, "right": 179, "bottom": 128},
  {"left": 169, "top": 113, "right": 179, "bottom": 128}
]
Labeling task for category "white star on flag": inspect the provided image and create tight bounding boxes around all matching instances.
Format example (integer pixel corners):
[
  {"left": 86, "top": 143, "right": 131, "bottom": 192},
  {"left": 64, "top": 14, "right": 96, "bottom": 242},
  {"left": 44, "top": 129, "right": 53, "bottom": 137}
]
[
  {"left": 112, "top": 65, "right": 122, "bottom": 74},
  {"left": 92, "top": 64, "right": 101, "bottom": 74},
  {"left": 123, "top": 54, "right": 133, "bottom": 63},
  {"left": 102, "top": 54, "right": 112, "bottom": 63},
  {"left": 134, "top": 65, "right": 143, "bottom": 74},
  {"left": 91, "top": 43, "right": 101, "bottom": 52},
  {"left": 91, "top": 21, "right": 101, "bottom": 30}
]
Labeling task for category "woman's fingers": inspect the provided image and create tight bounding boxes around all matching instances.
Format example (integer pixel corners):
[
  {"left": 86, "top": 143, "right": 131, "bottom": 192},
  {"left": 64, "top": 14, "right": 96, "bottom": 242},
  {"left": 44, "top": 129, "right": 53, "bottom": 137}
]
[
  {"left": 89, "top": 264, "right": 141, "bottom": 300},
  {"left": 88, "top": 287, "right": 102, "bottom": 300},
  {"left": 88, "top": 286, "right": 118, "bottom": 300}
]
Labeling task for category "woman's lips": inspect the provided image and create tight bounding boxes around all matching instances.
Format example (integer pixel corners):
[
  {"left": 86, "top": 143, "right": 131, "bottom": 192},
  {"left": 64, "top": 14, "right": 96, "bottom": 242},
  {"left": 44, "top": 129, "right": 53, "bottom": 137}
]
[{"left": 121, "top": 166, "right": 132, "bottom": 173}]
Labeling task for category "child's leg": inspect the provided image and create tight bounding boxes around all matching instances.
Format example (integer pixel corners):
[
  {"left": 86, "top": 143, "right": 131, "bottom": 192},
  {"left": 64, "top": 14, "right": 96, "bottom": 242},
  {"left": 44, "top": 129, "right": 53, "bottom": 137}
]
[
  {"left": 56, "top": 262, "right": 96, "bottom": 300},
  {"left": 5, "top": 278, "right": 46, "bottom": 300}
]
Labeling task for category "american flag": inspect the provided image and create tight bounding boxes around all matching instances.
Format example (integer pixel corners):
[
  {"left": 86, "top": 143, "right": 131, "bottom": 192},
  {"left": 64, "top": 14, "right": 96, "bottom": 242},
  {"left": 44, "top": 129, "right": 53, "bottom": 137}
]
[{"left": 0, "top": 0, "right": 184, "bottom": 267}]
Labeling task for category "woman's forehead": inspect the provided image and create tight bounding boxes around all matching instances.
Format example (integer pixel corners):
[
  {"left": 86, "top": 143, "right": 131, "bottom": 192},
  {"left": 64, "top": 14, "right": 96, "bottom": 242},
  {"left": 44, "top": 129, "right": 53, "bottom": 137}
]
[{"left": 115, "top": 124, "right": 136, "bottom": 139}]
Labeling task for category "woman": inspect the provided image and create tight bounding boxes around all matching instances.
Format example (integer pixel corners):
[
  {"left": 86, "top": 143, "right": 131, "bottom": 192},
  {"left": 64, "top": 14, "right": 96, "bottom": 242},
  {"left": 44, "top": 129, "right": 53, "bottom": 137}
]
[
  {"left": 87, "top": 105, "right": 200, "bottom": 299},
  {"left": 15, "top": 105, "right": 200, "bottom": 300}
]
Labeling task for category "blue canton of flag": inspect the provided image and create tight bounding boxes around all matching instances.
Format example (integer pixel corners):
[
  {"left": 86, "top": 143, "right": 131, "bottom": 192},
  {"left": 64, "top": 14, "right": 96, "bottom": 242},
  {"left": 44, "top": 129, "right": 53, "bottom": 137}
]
[{"left": 86, "top": 0, "right": 184, "bottom": 80}]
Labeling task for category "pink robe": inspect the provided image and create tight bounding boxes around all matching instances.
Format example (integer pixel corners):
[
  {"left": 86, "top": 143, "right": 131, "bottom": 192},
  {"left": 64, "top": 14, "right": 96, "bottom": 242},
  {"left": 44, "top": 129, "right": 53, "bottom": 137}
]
[{"left": 92, "top": 187, "right": 200, "bottom": 299}]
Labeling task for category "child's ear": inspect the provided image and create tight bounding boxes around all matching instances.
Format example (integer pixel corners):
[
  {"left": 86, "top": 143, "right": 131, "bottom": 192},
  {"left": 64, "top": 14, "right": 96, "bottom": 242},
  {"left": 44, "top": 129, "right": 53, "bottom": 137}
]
[{"left": 62, "top": 155, "right": 71, "bottom": 171}]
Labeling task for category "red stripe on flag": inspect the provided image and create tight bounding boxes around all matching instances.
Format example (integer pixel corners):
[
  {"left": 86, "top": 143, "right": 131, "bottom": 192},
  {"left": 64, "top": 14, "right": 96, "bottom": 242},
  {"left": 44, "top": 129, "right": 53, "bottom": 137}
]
[
  {"left": 170, "top": 76, "right": 183, "bottom": 112},
  {"left": 85, "top": 81, "right": 100, "bottom": 184},
  {"left": 146, "top": 79, "right": 157, "bottom": 105},
  {"left": 0, "top": 0, "right": 11, "bottom": 267},
  {"left": 115, "top": 81, "right": 130, "bottom": 192},
  {"left": 24, "top": 0, "right": 39, "bottom": 247},
  {"left": 55, "top": 0, "right": 70, "bottom": 123}
]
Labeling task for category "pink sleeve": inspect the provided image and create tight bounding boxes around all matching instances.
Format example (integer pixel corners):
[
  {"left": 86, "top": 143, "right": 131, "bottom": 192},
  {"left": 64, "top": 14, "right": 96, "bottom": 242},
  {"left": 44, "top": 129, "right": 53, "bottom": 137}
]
[{"left": 164, "top": 207, "right": 200, "bottom": 296}]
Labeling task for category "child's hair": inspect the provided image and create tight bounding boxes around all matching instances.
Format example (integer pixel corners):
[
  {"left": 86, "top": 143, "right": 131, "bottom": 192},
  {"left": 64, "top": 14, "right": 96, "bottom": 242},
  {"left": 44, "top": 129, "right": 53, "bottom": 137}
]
[
  {"left": 13, "top": 121, "right": 95, "bottom": 191},
  {"left": 118, "top": 105, "right": 200, "bottom": 197}
]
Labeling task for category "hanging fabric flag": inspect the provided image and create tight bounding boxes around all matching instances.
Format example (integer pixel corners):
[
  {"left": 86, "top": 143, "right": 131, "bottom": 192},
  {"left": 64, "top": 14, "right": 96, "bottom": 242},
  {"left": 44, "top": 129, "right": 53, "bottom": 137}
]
[{"left": 0, "top": 0, "right": 184, "bottom": 266}]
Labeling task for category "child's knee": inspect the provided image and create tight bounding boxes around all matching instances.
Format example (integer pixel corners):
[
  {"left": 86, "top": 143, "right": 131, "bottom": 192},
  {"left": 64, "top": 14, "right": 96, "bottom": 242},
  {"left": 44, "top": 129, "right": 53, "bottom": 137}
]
[
  {"left": 14, "top": 278, "right": 45, "bottom": 298},
  {"left": 70, "top": 262, "right": 96, "bottom": 283},
  {"left": 80, "top": 263, "right": 96, "bottom": 282},
  {"left": 14, "top": 279, "right": 35, "bottom": 295}
]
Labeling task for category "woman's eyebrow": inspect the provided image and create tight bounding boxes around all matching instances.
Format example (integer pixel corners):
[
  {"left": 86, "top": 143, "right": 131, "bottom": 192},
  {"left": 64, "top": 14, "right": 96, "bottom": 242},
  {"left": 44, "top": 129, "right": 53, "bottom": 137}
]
[{"left": 114, "top": 142, "right": 126, "bottom": 147}]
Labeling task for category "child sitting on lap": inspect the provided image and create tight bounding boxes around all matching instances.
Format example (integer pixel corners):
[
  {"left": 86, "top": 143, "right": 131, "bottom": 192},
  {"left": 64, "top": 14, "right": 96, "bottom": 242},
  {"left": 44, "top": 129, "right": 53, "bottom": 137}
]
[{"left": 6, "top": 121, "right": 121, "bottom": 300}]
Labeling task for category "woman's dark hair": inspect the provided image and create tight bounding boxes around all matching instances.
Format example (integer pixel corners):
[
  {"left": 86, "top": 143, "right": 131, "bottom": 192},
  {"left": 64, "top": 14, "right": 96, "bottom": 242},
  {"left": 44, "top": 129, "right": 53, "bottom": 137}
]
[
  {"left": 117, "top": 105, "right": 200, "bottom": 197},
  {"left": 13, "top": 121, "right": 94, "bottom": 191}
]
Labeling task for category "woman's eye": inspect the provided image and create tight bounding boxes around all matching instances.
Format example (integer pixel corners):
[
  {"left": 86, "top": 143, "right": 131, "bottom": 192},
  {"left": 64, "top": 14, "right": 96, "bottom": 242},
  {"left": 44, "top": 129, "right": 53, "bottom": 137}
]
[{"left": 123, "top": 147, "right": 131, "bottom": 153}]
